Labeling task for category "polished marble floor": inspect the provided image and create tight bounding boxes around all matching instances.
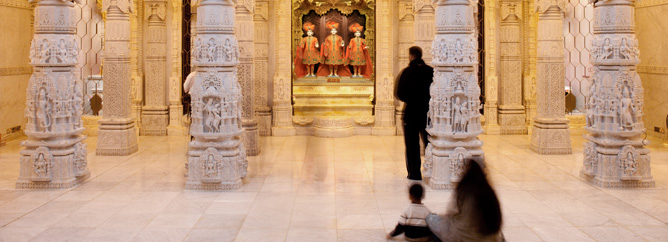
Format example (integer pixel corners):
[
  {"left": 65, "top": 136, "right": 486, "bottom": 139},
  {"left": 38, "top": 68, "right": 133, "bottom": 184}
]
[{"left": 0, "top": 134, "right": 667, "bottom": 242}]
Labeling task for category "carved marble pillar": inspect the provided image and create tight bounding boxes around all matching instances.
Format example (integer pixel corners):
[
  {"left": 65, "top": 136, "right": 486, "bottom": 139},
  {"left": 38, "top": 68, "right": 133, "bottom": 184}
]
[
  {"left": 424, "top": 0, "right": 484, "bottom": 189},
  {"left": 97, "top": 0, "right": 139, "bottom": 156},
  {"left": 168, "top": 0, "right": 185, "bottom": 135},
  {"left": 17, "top": 0, "right": 90, "bottom": 189},
  {"left": 523, "top": 0, "right": 538, "bottom": 129},
  {"left": 413, "top": 0, "right": 435, "bottom": 63},
  {"left": 236, "top": 0, "right": 259, "bottom": 155},
  {"left": 141, "top": 0, "right": 169, "bottom": 136},
  {"left": 372, "top": 0, "right": 396, "bottom": 136},
  {"left": 253, "top": 0, "right": 271, "bottom": 136},
  {"left": 130, "top": 0, "right": 144, "bottom": 130},
  {"left": 530, "top": 0, "right": 572, "bottom": 154},
  {"left": 396, "top": 0, "right": 415, "bottom": 136},
  {"left": 581, "top": 0, "right": 654, "bottom": 188},
  {"left": 186, "top": 0, "right": 247, "bottom": 190},
  {"left": 498, "top": 2, "right": 527, "bottom": 135},
  {"left": 483, "top": 0, "right": 500, "bottom": 134},
  {"left": 271, "top": 0, "right": 295, "bottom": 136}
]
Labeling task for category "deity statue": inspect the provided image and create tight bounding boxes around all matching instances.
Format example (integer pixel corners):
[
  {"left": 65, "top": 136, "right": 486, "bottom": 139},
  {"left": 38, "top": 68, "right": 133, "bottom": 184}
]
[
  {"left": 294, "top": 22, "right": 321, "bottom": 78},
  {"left": 36, "top": 88, "right": 52, "bottom": 131},
  {"left": 345, "top": 23, "right": 372, "bottom": 79},
  {"left": 620, "top": 84, "right": 635, "bottom": 131},
  {"left": 317, "top": 21, "right": 351, "bottom": 77}
]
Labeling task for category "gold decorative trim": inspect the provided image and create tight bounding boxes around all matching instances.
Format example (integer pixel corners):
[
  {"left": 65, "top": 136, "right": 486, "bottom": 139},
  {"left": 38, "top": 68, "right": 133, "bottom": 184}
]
[
  {"left": 0, "top": 67, "right": 33, "bottom": 76},
  {"left": 0, "top": 0, "right": 33, "bottom": 9},
  {"left": 637, "top": 65, "right": 668, "bottom": 75},
  {"left": 293, "top": 82, "right": 374, "bottom": 86},
  {"left": 636, "top": 0, "right": 668, "bottom": 8}
]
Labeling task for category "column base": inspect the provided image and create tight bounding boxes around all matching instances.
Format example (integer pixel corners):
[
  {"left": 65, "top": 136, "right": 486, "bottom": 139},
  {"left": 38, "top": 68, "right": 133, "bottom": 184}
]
[
  {"left": 424, "top": 138, "right": 485, "bottom": 190},
  {"left": 256, "top": 107, "right": 272, "bottom": 136},
  {"left": 581, "top": 140, "right": 655, "bottom": 188},
  {"left": 272, "top": 127, "right": 296, "bottom": 136},
  {"left": 499, "top": 110, "right": 527, "bottom": 135},
  {"left": 140, "top": 107, "right": 169, "bottom": 136},
  {"left": 167, "top": 126, "right": 188, "bottom": 136},
  {"left": 530, "top": 120, "right": 572, "bottom": 155},
  {"left": 17, "top": 136, "right": 90, "bottom": 189},
  {"left": 96, "top": 119, "right": 139, "bottom": 156},
  {"left": 242, "top": 120, "right": 260, "bottom": 156},
  {"left": 484, "top": 125, "right": 501, "bottom": 135}
]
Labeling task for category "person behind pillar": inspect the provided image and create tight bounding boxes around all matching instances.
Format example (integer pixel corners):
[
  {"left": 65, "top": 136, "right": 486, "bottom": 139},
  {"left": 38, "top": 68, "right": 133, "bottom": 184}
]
[
  {"left": 395, "top": 46, "right": 433, "bottom": 181},
  {"left": 426, "top": 159, "right": 504, "bottom": 242}
]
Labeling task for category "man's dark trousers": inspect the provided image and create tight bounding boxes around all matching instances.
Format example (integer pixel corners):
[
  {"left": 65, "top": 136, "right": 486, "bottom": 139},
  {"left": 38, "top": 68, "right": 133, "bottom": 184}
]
[{"left": 403, "top": 120, "right": 428, "bottom": 180}]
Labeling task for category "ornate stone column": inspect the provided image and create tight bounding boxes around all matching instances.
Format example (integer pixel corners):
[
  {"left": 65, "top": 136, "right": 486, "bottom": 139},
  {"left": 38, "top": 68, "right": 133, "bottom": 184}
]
[
  {"left": 523, "top": 0, "right": 538, "bottom": 130},
  {"left": 97, "top": 0, "right": 139, "bottom": 156},
  {"left": 483, "top": 0, "right": 500, "bottom": 134},
  {"left": 581, "top": 0, "right": 654, "bottom": 188},
  {"left": 186, "top": 0, "right": 247, "bottom": 190},
  {"left": 130, "top": 0, "right": 144, "bottom": 129},
  {"left": 236, "top": 0, "right": 259, "bottom": 155},
  {"left": 498, "top": 2, "right": 527, "bottom": 135},
  {"left": 168, "top": 0, "right": 185, "bottom": 136},
  {"left": 253, "top": 0, "right": 271, "bottom": 136},
  {"left": 372, "top": 0, "right": 396, "bottom": 136},
  {"left": 396, "top": 0, "right": 415, "bottom": 136},
  {"left": 413, "top": 0, "right": 435, "bottom": 63},
  {"left": 530, "top": 0, "right": 572, "bottom": 154},
  {"left": 18, "top": 0, "right": 90, "bottom": 189},
  {"left": 271, "top": 0, "right": 295, "bottom": 136},
  {"left": 424, "top": 0, "right": 484, "bottom": 189},
  {"left": 141, "top": 0, "right": 169, "bottom": 136}
]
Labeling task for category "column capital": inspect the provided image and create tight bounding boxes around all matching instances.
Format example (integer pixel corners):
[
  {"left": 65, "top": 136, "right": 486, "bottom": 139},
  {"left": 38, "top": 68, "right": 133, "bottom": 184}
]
[
  {"left": 102, "top": 0, "right": 134, "bottom": 14},
  {"left": 535, "top": 0, "right": 566, "bottom": 14}
]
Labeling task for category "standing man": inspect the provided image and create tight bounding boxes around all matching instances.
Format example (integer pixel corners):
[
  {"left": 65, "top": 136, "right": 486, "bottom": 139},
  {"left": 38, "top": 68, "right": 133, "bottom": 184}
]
[{"left": 396, "top": 46, "right": 433, "bottom": 181}]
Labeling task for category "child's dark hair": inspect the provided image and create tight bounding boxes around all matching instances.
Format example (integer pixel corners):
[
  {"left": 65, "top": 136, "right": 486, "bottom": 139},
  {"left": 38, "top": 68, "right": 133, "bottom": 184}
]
[{"left": 409, "top": 183, "right": 424, "bottom": 201}]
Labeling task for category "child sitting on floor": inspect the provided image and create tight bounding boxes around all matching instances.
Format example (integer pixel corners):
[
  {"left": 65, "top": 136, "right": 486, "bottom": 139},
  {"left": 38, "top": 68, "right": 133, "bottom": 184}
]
[{"left": 387, "top": 183, "right": 435, "bottom": 242}]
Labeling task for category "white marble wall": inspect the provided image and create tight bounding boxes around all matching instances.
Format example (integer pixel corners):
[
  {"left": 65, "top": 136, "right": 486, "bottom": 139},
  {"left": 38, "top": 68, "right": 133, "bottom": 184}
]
[
  {"left": 0, "top": 3, "right": 33, "bottom": 138},
  {"left": 636, "top": 3, "right": 668, "bottom": 141}
]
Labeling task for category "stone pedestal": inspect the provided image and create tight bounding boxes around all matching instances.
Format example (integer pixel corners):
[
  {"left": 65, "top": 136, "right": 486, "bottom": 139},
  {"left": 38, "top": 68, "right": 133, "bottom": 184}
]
[
  {"left": 185, "top": 0, "right": 247, "bottom": 190},
  {"left": 97, "top": 0, "right": 139, "bottom": 156},
  {"left": 17, "top": 0, "right": 90, "bottom": 189},
  {"left": 530, "top": 0, "right": 572, "bottom": 155},
  {"left": 498, "top": 3, "right": 527, "bottom": 135},
  {"left": 581, "top": 0, "right": 654, "bottom": 188},
  {"left": 424, "top": 0, "right": 484, "bottom": 190}
]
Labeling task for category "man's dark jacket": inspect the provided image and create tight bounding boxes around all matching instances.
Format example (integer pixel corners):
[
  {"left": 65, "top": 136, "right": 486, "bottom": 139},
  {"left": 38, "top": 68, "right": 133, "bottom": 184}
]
[{"left": 395, "top": 58, "right": 433, "bottom": 124}]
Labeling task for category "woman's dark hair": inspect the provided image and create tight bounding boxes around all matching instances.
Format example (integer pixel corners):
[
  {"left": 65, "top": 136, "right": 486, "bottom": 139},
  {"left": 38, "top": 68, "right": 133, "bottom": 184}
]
[
  {"left": 455, "top": 159, "right": 502, "bottom": 236},
  {"left": 409, "top": 46, "right": 423, "bottom": 60}
]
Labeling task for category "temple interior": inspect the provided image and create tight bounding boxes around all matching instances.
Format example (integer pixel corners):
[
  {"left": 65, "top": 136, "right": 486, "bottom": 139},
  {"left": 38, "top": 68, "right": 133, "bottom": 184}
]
[{"left": 0, "top": 0, "right": 667, "bottom": 241}]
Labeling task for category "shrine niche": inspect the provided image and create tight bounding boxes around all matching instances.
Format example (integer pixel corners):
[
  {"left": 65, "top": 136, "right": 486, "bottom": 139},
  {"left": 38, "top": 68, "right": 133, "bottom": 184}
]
[{"left": 290, "top": 0, "right": 376, "bottom": 137}]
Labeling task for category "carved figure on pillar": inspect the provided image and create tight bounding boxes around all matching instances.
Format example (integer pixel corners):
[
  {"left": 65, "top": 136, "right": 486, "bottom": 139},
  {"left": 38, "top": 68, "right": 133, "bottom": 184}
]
[
  {"left": 185, "top": 0, "right": 247, "bottom": 190},
  {"left": 423, "top": 0, "right": 484, "bottom": 190},
  {"left": 346, "top": 23, "right": 373, "bottom": 79},
  {"left": 317, "top": 21, "right": 351, "bottom": 78},
  {"left": 529, "top": 0, "right": 572, "bottom": 155},
  {"left": 97, "top": 0, "right": 139, "bottom": 156},
  {"left": 18, "top": 0, "right": 90, "bottom": 189},
  {"left": 294, "top": 22, "right": 321, "bottom": 78},
  {"left": 581, "top": 0, "right": 654, "bottom": 188}
]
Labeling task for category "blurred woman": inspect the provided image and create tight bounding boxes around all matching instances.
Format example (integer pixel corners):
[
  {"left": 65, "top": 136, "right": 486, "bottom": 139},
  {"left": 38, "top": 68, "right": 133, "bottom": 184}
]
[{"left": 426, "top": 159, "right": 504, "bottom": 242}]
